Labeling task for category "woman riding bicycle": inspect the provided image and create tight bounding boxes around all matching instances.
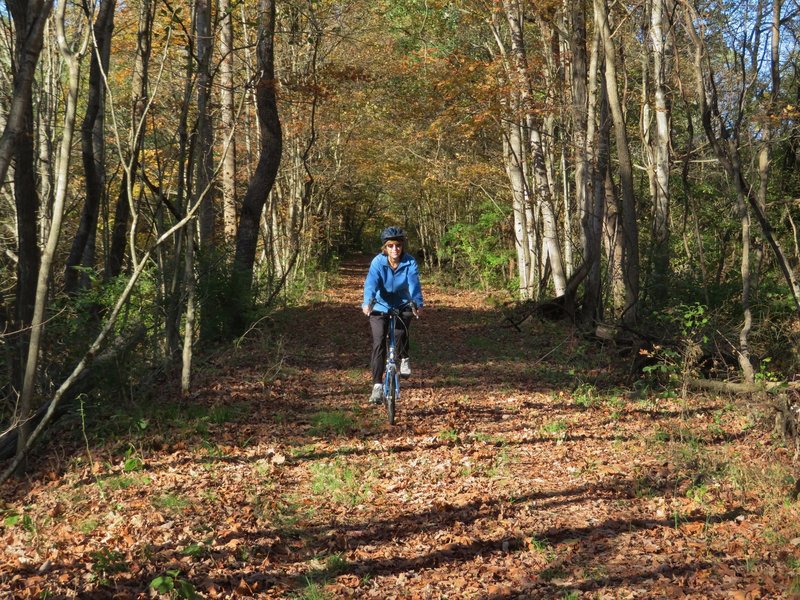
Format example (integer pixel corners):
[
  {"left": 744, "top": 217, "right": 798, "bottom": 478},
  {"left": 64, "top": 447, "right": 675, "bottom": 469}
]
[{"left": 362, "top": 227, "right": 424, "bottom": 404}]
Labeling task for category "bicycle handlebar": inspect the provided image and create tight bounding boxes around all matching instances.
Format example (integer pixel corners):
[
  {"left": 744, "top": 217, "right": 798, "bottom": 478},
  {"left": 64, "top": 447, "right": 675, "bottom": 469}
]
[
  {"left": 365, "top": 301, "right": 419, "bottom": 318},
  {"left": 387, "top": 302, "right": 418, "bottom": 319}
]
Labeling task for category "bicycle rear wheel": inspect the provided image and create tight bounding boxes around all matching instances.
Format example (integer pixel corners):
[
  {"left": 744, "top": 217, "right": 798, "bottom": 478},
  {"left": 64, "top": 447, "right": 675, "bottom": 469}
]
[{"left": 384, "top": 367, "right": 397, "bottom": 425}]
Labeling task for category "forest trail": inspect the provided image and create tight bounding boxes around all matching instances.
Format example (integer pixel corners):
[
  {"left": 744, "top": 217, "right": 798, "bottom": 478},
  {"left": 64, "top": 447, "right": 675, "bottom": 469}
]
[{"left": 1, "top": 257, "right": 797, "bottom": 598}]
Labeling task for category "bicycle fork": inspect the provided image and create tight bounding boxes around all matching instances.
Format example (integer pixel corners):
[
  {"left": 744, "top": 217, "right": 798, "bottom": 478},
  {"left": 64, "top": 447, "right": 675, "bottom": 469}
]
[{"left": 384, "top": 314, "right": 399, "bottom": 401}]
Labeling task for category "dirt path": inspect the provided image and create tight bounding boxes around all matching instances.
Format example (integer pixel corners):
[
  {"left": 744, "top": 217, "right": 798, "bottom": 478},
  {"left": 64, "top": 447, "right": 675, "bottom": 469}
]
[{"left": 1, "top": 257, "right": 797, "bottom": 598}]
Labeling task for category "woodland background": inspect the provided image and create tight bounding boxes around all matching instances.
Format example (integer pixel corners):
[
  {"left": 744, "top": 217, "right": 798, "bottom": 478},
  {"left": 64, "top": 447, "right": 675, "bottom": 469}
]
[
  {"left": 3, "top": 1, "right": 800, "bottom": 597},
  {"left": 1, "top": 0, "right": 800, "bottom": 475}
]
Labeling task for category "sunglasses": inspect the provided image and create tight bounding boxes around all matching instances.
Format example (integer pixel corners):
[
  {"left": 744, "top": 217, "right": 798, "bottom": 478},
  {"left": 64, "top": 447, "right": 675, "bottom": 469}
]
[{"left": 386, "top": 243, "right": 403, "bottom": 249}]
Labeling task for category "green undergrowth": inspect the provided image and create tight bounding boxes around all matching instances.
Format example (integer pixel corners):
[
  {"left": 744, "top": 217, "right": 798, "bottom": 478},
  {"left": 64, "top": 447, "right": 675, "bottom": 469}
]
[{"left": 309, "top": 458, "right": 374, "bottom": 507}]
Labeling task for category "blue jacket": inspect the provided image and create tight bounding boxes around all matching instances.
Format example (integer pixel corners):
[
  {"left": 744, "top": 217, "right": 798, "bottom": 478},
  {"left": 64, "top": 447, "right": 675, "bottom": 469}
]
[{"left": 362, "top": 253, "right": 424, "bottom": 313}]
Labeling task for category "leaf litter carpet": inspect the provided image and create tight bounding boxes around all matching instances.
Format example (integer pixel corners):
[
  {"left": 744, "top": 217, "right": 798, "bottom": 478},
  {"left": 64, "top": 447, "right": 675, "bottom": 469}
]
[{"left": 2, "top": 257, "right": 799, "bottom": 598}]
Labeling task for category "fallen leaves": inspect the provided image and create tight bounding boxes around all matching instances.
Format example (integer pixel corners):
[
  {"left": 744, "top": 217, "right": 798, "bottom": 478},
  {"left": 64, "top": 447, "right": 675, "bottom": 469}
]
[{"left": 1, "top": 260, "right": 799, "bottom": 598}]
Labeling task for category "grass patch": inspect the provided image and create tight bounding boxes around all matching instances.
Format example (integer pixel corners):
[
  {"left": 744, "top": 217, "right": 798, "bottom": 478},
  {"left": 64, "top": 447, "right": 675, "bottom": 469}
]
[
  {"left": 292, "top": 579, "right": 327, "bottom": 600},
  {"left": 539, "top": 563, "right": 568, "bottom": 582},
  {"left": 289, "top": 444, "right": 319, "bottom": 459},
  {"left": 302, "top": 552, "right": 349, "bottom": 587},
  {"left": 527, "top": 536, "right": 559, "bottom": 568},
  {"left": 98, "top": 473, "right": 152, "bottom": 491},
  {"left": 200, "top": 440, "right": 229, "bottom": 459},
  {"left": 466, "top": 334, "right": 495, "bottom": 351},
  {"left": 572, "top": 382, "right": 599, "bottom": 408},
  {"left": 255, "top": 494, "right": 315, "bottom": 533},
  {"left": 78, "top": 518, "right": 101, "bottom": 534},
  {"left": 201, "top": 489, "right": 219, "bottom": 504},
  {"left": 80, "top": 395, "right": 253, "bottom": 453},
  {"left": 344, "top": 369, "right": 363, "bottom": 382},
  {"left": 470, "top": 431, "right": 506, "bottom": 445},
  {"left": 182, "top": 541, "right": 212, "bottom": 558},
  {"left": 152, "top": 493, "right": 190, "bottom": 513},
  {"left": 541, "top": 420, "right": 568, "bottom": 438},
  {"left": 534, "top": 366, "right": 574, "bottom": 386},
  {"left": 652, "top": 428, "right": 671, "bottom": 443},
  {"left": 310, "top": 459, "right": 371, "bottom": 506},
  {"left": 484, "top": 447, "right": 513, "bottom": 479},
  {"left": 437, "top": 428, "right": 460, "bottom": 443},
  {"left": 309, "top": 411, "right": 357, "bottom": 436}
]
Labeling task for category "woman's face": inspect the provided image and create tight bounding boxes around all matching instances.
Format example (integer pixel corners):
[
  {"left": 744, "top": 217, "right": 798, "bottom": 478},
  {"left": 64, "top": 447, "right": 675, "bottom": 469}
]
[{"left": 384, "top": 240, "right": 403, "bottom": 259}]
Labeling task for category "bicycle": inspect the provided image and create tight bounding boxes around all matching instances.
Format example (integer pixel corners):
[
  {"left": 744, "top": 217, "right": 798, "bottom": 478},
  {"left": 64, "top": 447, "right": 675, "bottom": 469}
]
[{"left": 382, "top": 303, "right": 417, "bottom": 425}]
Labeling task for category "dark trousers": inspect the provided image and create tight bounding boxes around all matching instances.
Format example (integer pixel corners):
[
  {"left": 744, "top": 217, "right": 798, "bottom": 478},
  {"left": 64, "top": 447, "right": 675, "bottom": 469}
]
[{"left": 369, "top": 311, "right": 413, "bottom": 384}]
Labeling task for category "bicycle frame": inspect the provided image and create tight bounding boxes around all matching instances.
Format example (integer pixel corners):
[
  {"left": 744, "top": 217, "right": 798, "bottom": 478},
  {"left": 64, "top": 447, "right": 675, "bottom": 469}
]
[
  {"left": 383, "top": 309, "right": 402, "bottom": 425},
  {"left": 369, "top": 301, "right": 415, "bottom": 425}
]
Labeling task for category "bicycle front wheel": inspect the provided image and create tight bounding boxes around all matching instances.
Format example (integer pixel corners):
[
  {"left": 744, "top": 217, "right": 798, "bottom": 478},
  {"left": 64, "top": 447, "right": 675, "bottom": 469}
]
[{"left": 385, "top": 367, "right": 397, "bottom": 425}]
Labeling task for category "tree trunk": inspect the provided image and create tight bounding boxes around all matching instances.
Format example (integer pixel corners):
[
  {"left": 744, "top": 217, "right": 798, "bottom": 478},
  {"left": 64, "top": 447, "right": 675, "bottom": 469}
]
[
  {"left": 264, "top": 5, "right": 321, "bottom": 292},
  {"left": 231, "top": 0, "right": 282, "bottom": 314},
  {"left": 17, "top": 0, "right": 86, "bottom": 473},
  {"left": 5, "top": 0, "right": 51, "bottom": 428},
  {"left": 65, "top": 0, "right": 116, "bottom": 293},
  {"left": 595, "top": 0, "right": 640, "bottom": 323},
  {"left": 107, "top": 0, "right": 153, "bottom": 279},
  {"left": 3, "top": 185, "right": 207, "bottom": 482},
  {"left": 503, "top": 0, "right": 567, "bottom": 297},
  {"left": 737, "top": 189, "right": 755, "bottom": 383},
  {"left": 194, "top": 0, "right": 216, "bottom": 249},
  {"left": 165, "top": 9, "right": 197, "bottom": 359},
  {"left": 503, "top": 119, "right": 532, "bottom": 299},
  {"left": 646, "top": 0, "right": 672, "bottom": 302},
  {"left": 219, "top": 0, "right": 238, "bottom": 244},
  {"left": 604, "top": 160, "right": 625, "bottom": 314},
  {"left": 0, "top": 0, "right": 52, "bottom": 189},
  {"left": 531, "top": 126, "right": 567, "bottom": 296},
  {"left": 182, "top": 222, "right": 196, "bottom": 393},
  {"left": 580, "top": 22, "right": 605, "bottom": 325},
  {"left": 36, "top": 30, "right": 56, "bottom": 239}
]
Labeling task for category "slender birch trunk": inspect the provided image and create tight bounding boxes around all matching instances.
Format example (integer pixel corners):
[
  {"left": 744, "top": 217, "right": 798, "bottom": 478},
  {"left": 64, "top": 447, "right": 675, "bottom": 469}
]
[
  {"left": 737, "top": 189, "right": 755, "bottom": 382},
  {"left": 219, "top": 0, "right": 238, "bottom": 244},
  {"left": 36, "top": 24, "right": 57, "bottom": 239},
  {"left": 165, "top": 14, "right": 196, "bottom": 359},
  {"left": 501, "top": 0, "right": 566, "bottom": 296},
  {"left": 595, "top": 0, "right": 640, "bottom": 323},
  {"left": 181, "top": 222, "right": 196, "bottom": 393},
  {"left": 503, "top": 124, "right": 532, "bottom": 299},
  {"left": 645, "top": 0, "right": 673, "bottom": 301}
]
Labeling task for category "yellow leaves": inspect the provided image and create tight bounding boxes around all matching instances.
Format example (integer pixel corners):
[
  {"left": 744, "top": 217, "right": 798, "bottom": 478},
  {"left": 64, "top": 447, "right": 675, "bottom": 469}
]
[{"left": 782, "top": 104, "right": 800, "bottom": 119}]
